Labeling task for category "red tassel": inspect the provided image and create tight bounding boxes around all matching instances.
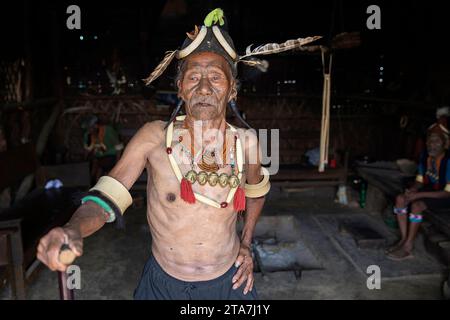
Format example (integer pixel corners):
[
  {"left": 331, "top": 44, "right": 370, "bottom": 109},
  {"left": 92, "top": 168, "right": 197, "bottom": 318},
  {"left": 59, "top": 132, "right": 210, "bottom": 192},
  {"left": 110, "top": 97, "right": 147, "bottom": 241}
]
[
  {"left": 233, "top": 186, "right": 246, "bottom": 212},
  {"left": 180, "top": 178, "right": 196, "bottom": 204}
]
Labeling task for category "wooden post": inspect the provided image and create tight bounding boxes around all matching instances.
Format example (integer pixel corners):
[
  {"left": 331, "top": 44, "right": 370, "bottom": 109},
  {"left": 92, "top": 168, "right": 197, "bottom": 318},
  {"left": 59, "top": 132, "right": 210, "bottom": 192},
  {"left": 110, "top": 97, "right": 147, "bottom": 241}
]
[
  {"left": 23, "top": 0, "right": 33, "bottom": 102},
  {"left": 319, "top": 47, "right": 333, "bottom": 173},
  {"left": 9, "top": 225, "right": 26, "bottom": 300}
]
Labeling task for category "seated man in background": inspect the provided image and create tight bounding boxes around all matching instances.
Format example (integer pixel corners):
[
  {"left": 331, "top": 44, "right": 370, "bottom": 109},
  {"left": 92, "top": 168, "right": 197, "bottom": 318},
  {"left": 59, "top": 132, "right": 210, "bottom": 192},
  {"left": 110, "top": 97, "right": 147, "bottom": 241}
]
[
  {"left": 82, "top": 115, "right": 124, "bottom": 185},
  {"left": 387, "top": 122, "right": 450, "bottom": 260}
]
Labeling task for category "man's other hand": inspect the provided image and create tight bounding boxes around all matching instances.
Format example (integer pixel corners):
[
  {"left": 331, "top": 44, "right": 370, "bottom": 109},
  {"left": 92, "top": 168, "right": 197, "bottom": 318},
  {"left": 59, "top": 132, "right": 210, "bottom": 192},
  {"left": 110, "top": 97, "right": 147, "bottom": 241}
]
[{"left": 232, "top": 243, "right": 254, "bottom": 295}]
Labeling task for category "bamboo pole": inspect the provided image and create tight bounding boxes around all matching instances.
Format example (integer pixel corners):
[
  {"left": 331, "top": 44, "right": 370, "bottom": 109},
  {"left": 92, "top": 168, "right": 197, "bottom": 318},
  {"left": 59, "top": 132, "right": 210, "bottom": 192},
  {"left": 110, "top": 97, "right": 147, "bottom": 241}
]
[
  {"left": 319, "top": 76, "right": 327, "bottom": 172},
  {"left": 319, "top": 49, "right": 332, "bottom": 173}
]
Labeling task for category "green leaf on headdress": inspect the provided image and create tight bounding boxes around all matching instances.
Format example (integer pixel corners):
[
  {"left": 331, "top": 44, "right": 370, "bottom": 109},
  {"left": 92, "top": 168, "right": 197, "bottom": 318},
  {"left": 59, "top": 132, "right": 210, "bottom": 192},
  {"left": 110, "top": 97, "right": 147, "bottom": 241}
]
[{"left": 204, "top": 8, "right": 224, "bottom": 27}]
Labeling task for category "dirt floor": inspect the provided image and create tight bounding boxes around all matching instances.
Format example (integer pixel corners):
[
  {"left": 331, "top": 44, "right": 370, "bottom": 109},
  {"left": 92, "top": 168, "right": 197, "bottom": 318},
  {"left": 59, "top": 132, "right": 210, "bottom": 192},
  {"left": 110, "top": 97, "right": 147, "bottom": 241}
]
[{"left": 1, "top": 184, "right": 448, "bottom": 300}]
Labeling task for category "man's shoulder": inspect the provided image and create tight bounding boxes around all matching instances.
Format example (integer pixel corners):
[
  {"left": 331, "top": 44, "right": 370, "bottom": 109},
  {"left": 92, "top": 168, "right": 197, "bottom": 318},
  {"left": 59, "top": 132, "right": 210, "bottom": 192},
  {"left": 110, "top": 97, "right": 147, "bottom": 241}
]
[
  {"left": 444, "top": 154, "right": 450, "bottom": 170},
  {"left": 233, "top": 127, "right": 258, "bottom": 150},
  {"left": 131, "top": 120, "right": 166, "bottom": 146},
  {"left": 232, "top": 127, "right": 260, "bottom": 165},
  {"left": 141, "top": 120, "right": 166, "bottom": 133}
]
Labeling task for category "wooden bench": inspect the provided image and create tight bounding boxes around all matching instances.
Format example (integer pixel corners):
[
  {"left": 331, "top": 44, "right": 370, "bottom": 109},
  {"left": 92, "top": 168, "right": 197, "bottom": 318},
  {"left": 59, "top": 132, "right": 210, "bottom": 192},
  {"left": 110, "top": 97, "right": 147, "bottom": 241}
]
[
  {"left": 272, "top": 150, "right": 349, "bottom": 193},
  {"left": 356, "top": 162, "right": 450, "bottom": 298},
  {"left": 0, "top": 144, "right": 88, "bottom": 299},
  {"left": 426, "top": 208, "right": 450, "bottom": 299}
]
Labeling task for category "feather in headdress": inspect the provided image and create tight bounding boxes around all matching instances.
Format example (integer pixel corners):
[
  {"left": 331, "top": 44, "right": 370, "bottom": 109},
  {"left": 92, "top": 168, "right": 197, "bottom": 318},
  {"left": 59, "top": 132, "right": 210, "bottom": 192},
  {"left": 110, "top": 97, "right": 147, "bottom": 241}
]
[
  {"left": 240, "top": 58, "right": 269, "bottom": 72},
  {"left": 239, "top": 36, "right": 322, "bottom": 60},
  {"left": 143, "top": 50, "right": 178, "bottom": 86}
]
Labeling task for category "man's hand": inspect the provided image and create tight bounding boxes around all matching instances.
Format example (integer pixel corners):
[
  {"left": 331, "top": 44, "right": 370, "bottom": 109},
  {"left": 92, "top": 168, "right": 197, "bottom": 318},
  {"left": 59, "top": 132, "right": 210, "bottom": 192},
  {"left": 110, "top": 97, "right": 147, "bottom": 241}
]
[
  {"left": 405, "top": 187, "right": 419, "bottom": 195},
  {"left": 37, "top": 227, "right": 83, "bottom": 272},
  {"left": 405, "top": 191, "right": 422, "bottom": 203},
  {"left": 232, "top": 243, "right": 254, "bottom": 295}
]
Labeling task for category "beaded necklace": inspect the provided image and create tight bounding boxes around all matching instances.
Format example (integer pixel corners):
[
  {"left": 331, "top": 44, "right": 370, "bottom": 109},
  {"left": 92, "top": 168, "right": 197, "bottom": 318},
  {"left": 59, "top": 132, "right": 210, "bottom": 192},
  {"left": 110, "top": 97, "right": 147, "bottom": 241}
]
[
  {"left": 180, "top": 120, "right": 229, "bottom": 173},
  {"left": 166, "top": 115, "right": 245, "bottom": 210}
]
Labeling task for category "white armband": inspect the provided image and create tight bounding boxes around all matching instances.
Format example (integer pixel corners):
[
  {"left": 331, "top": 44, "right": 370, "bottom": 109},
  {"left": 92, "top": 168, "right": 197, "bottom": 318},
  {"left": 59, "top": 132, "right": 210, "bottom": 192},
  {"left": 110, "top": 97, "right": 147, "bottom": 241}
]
[
  {"left": 89, "top": 176, "right": 132, "bottom": 215},
  {"left": 244, "top": 167, "right": 271, "bottom": 198}
]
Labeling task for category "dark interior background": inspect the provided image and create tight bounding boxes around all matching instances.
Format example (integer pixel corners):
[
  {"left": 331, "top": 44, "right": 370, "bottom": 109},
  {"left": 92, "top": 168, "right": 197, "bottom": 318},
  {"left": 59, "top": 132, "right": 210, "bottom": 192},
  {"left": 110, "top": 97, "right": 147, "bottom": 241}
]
[{"left": 1, "top": 0, "right": 449, "bottom": 165}]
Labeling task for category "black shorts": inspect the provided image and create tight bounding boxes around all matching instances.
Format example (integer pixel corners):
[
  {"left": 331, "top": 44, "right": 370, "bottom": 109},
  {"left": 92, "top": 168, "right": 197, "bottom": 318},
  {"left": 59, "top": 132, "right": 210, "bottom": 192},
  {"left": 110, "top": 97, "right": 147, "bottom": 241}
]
[{"left": 133, "top": 254, "right": 258, "bottom": 300}]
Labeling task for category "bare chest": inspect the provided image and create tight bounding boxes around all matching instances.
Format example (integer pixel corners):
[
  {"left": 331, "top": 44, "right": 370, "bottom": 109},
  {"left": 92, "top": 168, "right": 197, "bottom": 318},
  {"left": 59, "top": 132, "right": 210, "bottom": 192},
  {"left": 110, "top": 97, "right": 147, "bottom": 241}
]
[{"left": 147, "top": 141, "right": 244, "bottom": 207}]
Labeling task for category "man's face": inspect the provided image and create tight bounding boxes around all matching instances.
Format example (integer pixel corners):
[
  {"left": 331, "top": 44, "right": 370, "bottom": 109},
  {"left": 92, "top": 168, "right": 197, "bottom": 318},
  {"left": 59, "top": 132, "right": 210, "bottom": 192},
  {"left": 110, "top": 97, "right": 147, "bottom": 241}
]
[
  {"left": 177, "top": 52, "right": 236, "bottom": 121},
  {"left": 426, "top": 133, "right": 447, "bottom": 157}
]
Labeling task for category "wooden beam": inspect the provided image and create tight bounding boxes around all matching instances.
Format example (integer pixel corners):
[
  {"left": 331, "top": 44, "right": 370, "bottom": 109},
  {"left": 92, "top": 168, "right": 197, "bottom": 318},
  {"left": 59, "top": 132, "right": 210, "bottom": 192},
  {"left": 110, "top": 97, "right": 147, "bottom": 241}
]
[{"left": 0, "top": 98, "right": 58, "bottom": 112}]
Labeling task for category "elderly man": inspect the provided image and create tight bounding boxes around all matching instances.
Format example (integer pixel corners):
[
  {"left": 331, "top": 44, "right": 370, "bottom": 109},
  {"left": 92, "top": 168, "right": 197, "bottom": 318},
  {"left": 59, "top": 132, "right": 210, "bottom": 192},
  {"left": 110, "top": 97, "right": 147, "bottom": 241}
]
[
  {"left": 37, "top": 9, "right": 318, "bottom": 299},
  {"left": 387, "top": 122, "right": 450, "bottom": 261}
]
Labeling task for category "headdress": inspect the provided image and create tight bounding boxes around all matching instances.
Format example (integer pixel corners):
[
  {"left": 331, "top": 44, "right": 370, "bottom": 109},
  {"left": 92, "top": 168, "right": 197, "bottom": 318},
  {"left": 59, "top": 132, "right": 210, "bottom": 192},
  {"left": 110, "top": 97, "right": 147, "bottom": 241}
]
[
  {"left": 427, "top": 121, "right": 449, "bottom": 147},
  {"left": 143, "top": 8, "right": 321, "bottom": 90},
  {"left": 427, "top": 122, "right": 449, "bottom": 139},
  {"left": 148, "top": 9, "right": 321, "bottom": 210}
]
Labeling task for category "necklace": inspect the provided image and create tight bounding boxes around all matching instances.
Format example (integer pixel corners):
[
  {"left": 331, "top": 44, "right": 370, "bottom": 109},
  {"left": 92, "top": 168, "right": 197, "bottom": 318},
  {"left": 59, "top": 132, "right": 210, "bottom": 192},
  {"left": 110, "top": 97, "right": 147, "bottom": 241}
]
[
  {"left": 166, "top": 115, "right": 244, "bottom": 209},
  {"left": 180, "top": 121, "right": 228, "bottom": 172}
]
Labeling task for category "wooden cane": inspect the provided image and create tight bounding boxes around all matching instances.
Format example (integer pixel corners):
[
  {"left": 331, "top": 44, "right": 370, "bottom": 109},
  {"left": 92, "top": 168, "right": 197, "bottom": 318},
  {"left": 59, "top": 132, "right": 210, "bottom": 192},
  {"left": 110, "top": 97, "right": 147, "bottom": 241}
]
[{"left": 58, "top": 243, "right": 77, "bottom": 300}]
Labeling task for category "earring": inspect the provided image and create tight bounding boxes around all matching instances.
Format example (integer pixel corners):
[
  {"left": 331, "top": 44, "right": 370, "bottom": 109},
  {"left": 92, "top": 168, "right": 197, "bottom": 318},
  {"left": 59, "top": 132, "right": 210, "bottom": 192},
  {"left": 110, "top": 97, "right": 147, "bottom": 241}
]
[
  {"left": 228, "top": 100, "right": 252, "bottom": 129},
  {"left": 165, "top": 99, "right": 184, "bottom": 129}
]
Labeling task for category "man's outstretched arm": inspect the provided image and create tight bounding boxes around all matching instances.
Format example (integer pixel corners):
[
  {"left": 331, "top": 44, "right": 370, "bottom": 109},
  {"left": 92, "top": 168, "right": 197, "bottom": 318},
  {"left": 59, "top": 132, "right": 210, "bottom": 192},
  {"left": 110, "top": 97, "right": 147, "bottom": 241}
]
[{"left": 37, "top": 122, "right": 159, "bottom": 271}]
